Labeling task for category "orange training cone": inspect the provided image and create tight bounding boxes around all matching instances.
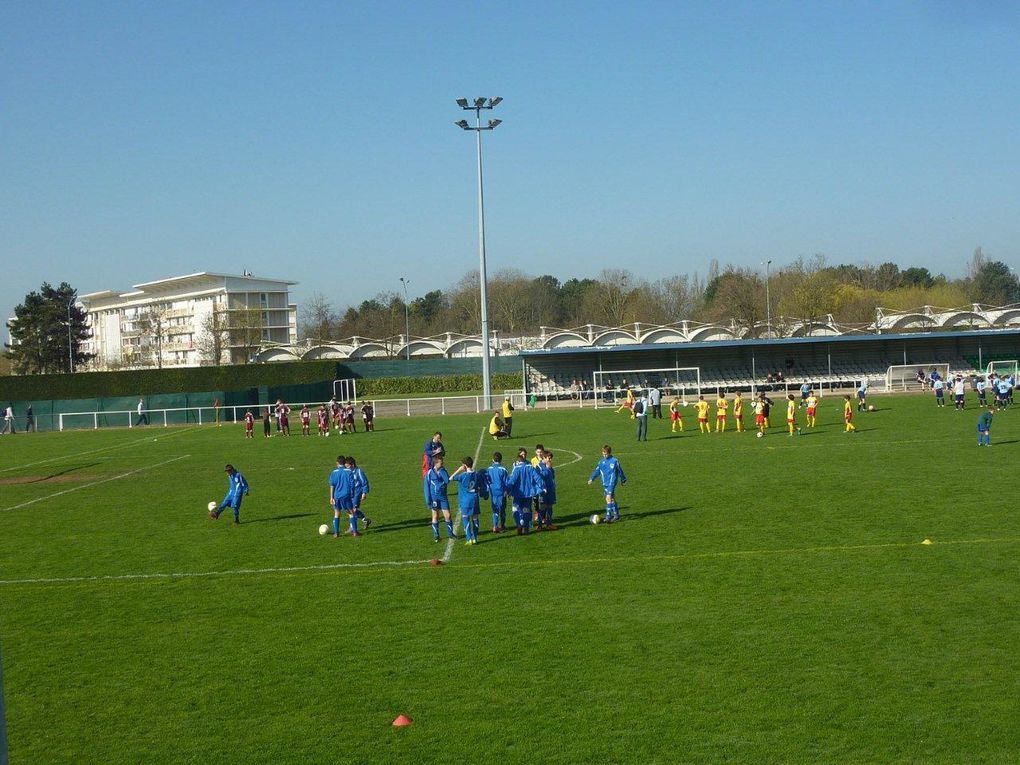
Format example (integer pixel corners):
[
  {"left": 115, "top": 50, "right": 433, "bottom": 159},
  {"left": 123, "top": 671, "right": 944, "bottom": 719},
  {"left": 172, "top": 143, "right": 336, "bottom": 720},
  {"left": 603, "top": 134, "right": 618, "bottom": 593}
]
[{"left": 392, "top": 714, "right": 413, "bottom": 727}]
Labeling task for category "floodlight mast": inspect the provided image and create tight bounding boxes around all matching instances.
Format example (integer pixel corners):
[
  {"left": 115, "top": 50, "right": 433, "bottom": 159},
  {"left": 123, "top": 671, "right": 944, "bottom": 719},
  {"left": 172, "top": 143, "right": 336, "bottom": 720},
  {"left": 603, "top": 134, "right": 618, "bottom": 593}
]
[{"left": 454, "top": 97, "right": 503, "bottom": 410}]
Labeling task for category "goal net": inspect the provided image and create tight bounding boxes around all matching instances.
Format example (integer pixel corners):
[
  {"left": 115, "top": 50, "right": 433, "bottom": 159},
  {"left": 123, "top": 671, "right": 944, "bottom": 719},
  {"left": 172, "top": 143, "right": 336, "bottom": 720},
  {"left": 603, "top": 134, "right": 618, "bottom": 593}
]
[
  {"left": 592, "top": 367, "right": 701, "bottom": 409},
  {"left": 986, "top": 360, "right": 1018, "bottom": 379},
  {"left": 885, "top": 363, "right": 950, "bottom": 392},
  {"left": 333, "top": 378, "right": 358, "bottom": 401}
]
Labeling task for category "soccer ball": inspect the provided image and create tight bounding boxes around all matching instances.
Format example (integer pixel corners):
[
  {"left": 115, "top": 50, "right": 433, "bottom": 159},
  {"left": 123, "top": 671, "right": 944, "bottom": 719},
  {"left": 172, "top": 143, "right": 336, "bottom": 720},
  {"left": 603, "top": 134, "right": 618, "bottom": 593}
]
[
  {"left": 867, "top": 405, "right": 875, "bottom": 412},
  {"left": 325, "top": 430, "right": 330, "bottom": 437},
  {"left": 590, "top": 513, "right": 601, "bottom": 525},
  {"left": 318, "top": 523, "right": 330, "bottom": 536},
  {"left": 756, "top": 431, "right": 764, "bottom": 439}
]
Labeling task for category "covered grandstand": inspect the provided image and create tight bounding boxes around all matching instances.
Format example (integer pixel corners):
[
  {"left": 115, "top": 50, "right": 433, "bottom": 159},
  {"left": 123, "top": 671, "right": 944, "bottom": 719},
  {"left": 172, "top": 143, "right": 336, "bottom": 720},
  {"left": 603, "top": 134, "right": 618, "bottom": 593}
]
[{"left": 520, "top": 328, "right": 1020, "bottom": 398}]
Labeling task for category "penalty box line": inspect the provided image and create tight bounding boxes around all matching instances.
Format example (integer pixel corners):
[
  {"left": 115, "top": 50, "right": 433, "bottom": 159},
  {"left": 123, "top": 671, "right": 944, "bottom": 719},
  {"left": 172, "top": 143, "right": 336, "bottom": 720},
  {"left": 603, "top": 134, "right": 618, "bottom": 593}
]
[
  {"left": 4, "top": 536, "right": 1017, "bottom": 589},
  {"left": 0, "top": 455, "right": 192, "bottom": 512}
]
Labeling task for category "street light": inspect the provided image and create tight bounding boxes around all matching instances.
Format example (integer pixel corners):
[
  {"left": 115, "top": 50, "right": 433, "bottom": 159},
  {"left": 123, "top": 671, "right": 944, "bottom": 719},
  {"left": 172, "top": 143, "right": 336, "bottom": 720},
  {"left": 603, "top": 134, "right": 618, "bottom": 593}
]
[
  {"left": 399, "top": 277, "right": 411, "bottom": 361},
  {"left": 763, "top": 260, "right": 773, "bottom": 339},
  {"left": 454, "top": 96, "right": 503, "bottom": 409},
  {"left": 66, "top": 297, "right": 76, "bottom": 373}
]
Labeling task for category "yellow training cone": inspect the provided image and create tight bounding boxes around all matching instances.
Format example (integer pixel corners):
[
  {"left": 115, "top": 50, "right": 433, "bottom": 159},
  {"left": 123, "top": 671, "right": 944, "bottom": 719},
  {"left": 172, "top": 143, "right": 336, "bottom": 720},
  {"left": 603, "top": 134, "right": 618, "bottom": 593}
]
[{"left": 921, "top": 539, "right": 933, "bottom": 545}]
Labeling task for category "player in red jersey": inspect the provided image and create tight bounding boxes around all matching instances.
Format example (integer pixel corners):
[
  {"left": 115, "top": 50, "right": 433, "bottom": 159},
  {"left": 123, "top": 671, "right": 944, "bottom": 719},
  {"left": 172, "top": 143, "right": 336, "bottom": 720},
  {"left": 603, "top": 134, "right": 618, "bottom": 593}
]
[
  {"left": 361, "top": 400, "right": 375, "bottom": 432},
  {"left": 330, "top": 397, "right": 341, "bottom": 431},
  {"left": 300, "top": 404, "right": 311, "bottom": 435},
  {"left": 277, "top": 401, "right": 291, "bottom": 436},
  {"left": 243, "top": 409, "right": 255, "bottom": 439},
  {"left": 317, "top": 404, "right": 330, "bottom": 436},
  {"left": 343, "top": 403, "right": 356, "bottom": 433}
]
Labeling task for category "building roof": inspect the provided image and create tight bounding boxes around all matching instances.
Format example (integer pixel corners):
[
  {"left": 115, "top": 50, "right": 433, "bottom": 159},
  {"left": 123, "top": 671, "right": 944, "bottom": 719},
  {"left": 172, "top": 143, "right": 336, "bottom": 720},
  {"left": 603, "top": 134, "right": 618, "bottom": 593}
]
[
  {"left": 520, "top": 326, "right": 1020, "bottom": 358},
  {"left": 131, "top": 272, "right": 297, "bottom": 291}
]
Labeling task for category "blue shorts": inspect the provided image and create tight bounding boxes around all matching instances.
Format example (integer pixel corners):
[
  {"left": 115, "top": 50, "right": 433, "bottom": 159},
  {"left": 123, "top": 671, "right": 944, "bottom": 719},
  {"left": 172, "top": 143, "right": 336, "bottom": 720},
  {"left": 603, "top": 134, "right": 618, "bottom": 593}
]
[
  {"left": 857, "top": 391, "right": 866, "bottom": 400},
  {"left": 335, "top": 497, "right": 355, "bottom": 512},
  {"left": 430, "top": 499, "right": 450, "bottom": 511},
  {"left": 490, "top": 494, "right": 507, "bottom": 512},
  {"left": 935, "top": 390, "right": 944, "bottom": 398},
  {"left": 977, "top": 425, "right": 989, "bottom": 433},
  {"left": 955, "top": 394, "right": 964, "bottom": 402}
]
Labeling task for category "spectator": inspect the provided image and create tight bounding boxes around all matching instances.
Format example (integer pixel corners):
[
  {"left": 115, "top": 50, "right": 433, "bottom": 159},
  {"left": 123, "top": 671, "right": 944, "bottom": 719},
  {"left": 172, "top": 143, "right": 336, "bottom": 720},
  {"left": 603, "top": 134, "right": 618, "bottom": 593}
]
[
  {"left": 135, "top": 398, "right": 149, "bottom": 426},
  {"left": 25, "top": 403, "right": 35, "bottom": 432},
  {"left": 1, "top": 403, "right": 15, "bottom": 434}
]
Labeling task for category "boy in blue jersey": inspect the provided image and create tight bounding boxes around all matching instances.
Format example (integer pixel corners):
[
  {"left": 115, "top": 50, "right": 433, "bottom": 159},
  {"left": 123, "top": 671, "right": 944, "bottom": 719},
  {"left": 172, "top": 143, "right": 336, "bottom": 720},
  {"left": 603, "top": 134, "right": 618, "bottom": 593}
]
[
  {"left": 424, "top": 456, "right": 455, "bottom": 542},
  {"left": 535, "top": 451, "right": 557, "bottom": 531},
  {"left": 450, "top": 456, "right": 487, "bottom": 545},
  {"left": 588, "top": 444, "right": 627, "bottom": 523},
  {"left": 977, "top": 408, "right": 994, "bottom": 446},
  {"left": 328, "top": 455, "right": 358, "bottom": 538},
  {"left": 486, "top": 451, "right": 510, "bottom": 533},
  {"left": 212, "top": 464, "right": 249, "bottom": 524},
  {"left": 348, "top": 456, "right": 372, "bottom": 533},
  {"left": 508, "top": 453, "right": 540, "bottom": 535},
  {"left": 422, "top": 432, "right": 445, "bottom": 476}
]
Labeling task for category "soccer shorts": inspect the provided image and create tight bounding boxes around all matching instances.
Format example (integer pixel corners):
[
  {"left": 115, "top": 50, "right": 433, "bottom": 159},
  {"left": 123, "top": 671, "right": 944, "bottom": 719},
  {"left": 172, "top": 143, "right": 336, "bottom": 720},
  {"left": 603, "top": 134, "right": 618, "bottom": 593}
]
[
  {"left": 755, "top": 415, "right": 765, "bottom": 426},
  {"left": 670, "top": 411, "right": 680, "bottom": 421},
  {"left": 335, "top": 497, "right": 355, "bottom": 512},
  {"left": 490, "top": 494, "right": 507, "bottom": 512},
  {"left": 697, "top": 418, "right": 708, "bottom": 423},
  {"left": 807, "top": 408, "right": 816, "bottom": 417},
  {"left": 977, "top": 425, "right": 988, "bottom": 434},
  {"left": 716, "top": 414, "right": 726, "bottom": 420},
  {"left": 857, "top": 391, "right": 866, "bottom": 400},
  {"left": 955, "top": 394, "right": 964, "bottom": 403},
  {"left": 430, "top": 499, "right": 450, "bottom": 511}
]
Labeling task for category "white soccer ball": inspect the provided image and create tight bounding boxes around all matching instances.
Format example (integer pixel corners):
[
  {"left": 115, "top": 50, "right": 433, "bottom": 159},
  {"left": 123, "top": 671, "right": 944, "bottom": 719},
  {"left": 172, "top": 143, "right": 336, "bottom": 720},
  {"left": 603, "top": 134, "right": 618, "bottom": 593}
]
[
  {"left": 590, "top": 513, "right": 601, "bottom": 525},
  {"left": 756, "top": 431, "right": 764, "bottom": 439},
  {"left": 207, "top": 501, "right": 217, "bottom": 512},
  {"left": 325, "top": 430, "right": 330, "bottom": 437},
  {"left": 319, "top": 523, "right": 330, "bottom": 536}
]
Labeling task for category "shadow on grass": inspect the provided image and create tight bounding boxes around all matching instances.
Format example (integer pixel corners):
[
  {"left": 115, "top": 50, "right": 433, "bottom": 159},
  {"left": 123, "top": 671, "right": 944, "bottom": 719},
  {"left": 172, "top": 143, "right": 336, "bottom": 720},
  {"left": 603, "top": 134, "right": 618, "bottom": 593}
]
[
  {"left": 245, "top": 513, "right": 315, "bottom": 524},
  {"left": 554, "top": 506, "right": 691, "bottom": 527},
  {"left": 29, "top": 462, "right": 103, "bottom": 482},
  {"left": 371, "top": 518, "right": 430, "bottom": 534}
]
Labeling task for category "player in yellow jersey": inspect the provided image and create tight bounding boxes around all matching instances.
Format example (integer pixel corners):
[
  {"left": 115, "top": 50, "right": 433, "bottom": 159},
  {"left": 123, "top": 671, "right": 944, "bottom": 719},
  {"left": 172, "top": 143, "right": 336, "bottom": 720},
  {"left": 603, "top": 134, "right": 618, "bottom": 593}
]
[
  {"left": 715, "top": 393, "right": 728, "bottom": 433},
  {"left": 694, "top": 396, "right": 711, "bottom": 433},
  {"left": 753, "top": 396, "right": 767, "bottom": 435},
  {"left": 843, "top": 394, "right": 857, "bottom": 433},
  {"left": 669, "top": 396, "right": 684, "bottom": 432},
  {"left": 786, "top": 393, "right": 798, "bottom": 435},
  {"left": 805, "top": 391, "right": 819, "bottom": 428},
  {"left": 733, "top": 392, "right": 744, "bottom": 432},
  {"left": 616, "top": 387, "right": 635, "bottom": 418}
]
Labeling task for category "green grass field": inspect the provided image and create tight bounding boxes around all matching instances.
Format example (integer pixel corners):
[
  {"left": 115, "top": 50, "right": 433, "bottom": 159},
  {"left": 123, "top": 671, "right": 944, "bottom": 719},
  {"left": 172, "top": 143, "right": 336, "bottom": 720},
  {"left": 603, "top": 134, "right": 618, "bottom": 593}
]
[{"left": 1, "top": 395, "right": 1018, "bottom": 764}]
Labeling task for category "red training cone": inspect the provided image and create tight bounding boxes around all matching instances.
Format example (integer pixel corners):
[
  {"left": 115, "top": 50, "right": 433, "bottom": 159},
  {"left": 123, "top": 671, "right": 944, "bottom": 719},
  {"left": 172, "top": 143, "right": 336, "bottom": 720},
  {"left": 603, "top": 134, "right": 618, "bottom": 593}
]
[
  {"left": 392, "top": 714, "right": 413, "bottom": 727},
  {"left": 429, "top": 559, "right": 442, "bottom": 566}
]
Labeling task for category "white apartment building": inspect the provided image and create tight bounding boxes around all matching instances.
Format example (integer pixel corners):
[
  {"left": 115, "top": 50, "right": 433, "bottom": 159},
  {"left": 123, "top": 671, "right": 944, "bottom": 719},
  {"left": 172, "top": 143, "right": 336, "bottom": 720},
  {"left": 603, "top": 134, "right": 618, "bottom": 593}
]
[{"left": 80, "top": 272, "right": 297, "bottom": 369}]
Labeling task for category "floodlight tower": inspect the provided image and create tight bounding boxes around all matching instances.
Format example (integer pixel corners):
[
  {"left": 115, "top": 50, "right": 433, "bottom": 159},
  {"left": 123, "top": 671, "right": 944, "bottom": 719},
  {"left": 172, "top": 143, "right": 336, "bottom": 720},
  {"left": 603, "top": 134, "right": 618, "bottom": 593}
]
[{"left": 455, "top": 97, "right": 503, "bottom": 410}]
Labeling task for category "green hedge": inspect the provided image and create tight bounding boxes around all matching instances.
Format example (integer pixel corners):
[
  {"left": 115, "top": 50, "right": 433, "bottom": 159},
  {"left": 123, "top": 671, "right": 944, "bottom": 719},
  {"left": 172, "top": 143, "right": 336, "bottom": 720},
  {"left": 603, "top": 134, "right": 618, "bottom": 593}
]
[
  {"left": 360, "top": 373, "right": 521, "bottom": 396},
  {"left": 0, "top": 362, "right": 523, "bottom": 402},
  {"left": 0, "top": 361, "right": 339, "bottom": 400}
]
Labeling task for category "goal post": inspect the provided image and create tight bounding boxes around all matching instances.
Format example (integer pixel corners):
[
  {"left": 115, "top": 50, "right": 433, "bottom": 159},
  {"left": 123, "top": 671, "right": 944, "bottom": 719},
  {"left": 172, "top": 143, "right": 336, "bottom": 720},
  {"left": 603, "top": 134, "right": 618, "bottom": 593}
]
[
  {"left": 986, "top": 360, "right": 1018, "bottom": 379},
  {"left": 885, "top": 363, "right": 950, "bottom": 392},
  {"left": 333, "top": 378, "right": 358, "bottom": 401},
  {"left": 592, "top": 366, "right": 701, "bottom": 409}
]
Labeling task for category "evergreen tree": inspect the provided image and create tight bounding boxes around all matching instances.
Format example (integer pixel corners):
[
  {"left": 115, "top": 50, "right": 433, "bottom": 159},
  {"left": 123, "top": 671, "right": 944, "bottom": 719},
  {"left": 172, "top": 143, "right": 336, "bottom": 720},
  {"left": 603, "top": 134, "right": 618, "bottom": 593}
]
[{"left": 5, "top": 282, "right": 93, "bottom": 374}]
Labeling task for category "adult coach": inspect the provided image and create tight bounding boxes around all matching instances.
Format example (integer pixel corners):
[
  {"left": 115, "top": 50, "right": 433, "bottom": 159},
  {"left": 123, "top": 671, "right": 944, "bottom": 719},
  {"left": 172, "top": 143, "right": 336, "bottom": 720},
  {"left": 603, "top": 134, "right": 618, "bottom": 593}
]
[
  {"left": 422, "top": 432, "right": 445, "bottom": 476},
  {"left": 135, "top": 398, "right": 149, "bottom": 426},
  {"left": 648, "top": 385, "right": 662, "bottom": 419}
]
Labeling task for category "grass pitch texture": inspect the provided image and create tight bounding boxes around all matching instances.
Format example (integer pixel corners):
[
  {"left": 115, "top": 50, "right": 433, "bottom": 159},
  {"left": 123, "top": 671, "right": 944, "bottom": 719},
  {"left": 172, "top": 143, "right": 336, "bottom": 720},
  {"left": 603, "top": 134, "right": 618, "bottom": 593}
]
[{"left": 0, "top": 396, "right": 1017, "bottom": 763}]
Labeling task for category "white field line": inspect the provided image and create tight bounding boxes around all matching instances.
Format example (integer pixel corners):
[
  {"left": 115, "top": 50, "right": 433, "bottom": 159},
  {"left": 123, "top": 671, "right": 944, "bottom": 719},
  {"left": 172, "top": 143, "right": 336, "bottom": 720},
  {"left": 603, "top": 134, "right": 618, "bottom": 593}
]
[
  {"left": 0, "top": 455, "right": 191, "bottom": 512},
  {"left": 3, "top": 536, "right": 1016, "bottom": 588},
  {"left": 0, "top": 427, "right": 200, "bottom": 474}
]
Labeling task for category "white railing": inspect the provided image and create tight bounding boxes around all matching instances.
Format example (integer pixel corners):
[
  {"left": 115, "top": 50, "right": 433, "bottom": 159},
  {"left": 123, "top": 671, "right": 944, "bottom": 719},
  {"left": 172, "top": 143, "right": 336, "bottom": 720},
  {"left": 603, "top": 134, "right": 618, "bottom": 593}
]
[{"left": 57, "top": 392, "right": 531, "bottom": 431}]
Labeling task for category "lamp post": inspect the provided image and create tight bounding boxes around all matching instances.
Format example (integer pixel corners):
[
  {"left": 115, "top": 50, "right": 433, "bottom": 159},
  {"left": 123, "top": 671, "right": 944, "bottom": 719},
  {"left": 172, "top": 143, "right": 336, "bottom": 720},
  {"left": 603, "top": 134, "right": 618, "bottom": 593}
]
[
  {"left": 763, "top": 260, "right": 773, "bottom": 339},
  {"left": 66, "top": 297, "right": 76, "bottom": 373},
  {"left": 399, "top": 277, "right": 411, "bottom": 361},
  {"left": 455, "top": 96, "right": 502, "bottom": 410}
]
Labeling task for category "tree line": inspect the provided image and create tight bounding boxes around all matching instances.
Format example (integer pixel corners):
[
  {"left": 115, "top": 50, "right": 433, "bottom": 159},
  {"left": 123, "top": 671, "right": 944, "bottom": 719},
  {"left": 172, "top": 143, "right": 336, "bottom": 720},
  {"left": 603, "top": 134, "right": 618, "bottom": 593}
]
[{"left": 301, "top": 249, "right": 1020, "bottom": 341}]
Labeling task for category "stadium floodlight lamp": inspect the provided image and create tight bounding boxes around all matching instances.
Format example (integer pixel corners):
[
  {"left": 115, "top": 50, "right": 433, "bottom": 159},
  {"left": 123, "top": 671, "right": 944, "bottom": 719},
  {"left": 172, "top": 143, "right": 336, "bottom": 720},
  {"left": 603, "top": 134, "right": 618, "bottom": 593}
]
[
  {"left": 455, "top": 119, "right": 470, "bottom": 129},
  {"left": 488, "top": 119, "right": 502, "bottom": 129},
  {"left": 474, "top": 97, "right": 487, "bottom": 107},
  {"left": 456, "top": 98, "right": 470, "bottom": 108},
  {"left": 489, "top": 97, "right": 503, "bottom": 107}
]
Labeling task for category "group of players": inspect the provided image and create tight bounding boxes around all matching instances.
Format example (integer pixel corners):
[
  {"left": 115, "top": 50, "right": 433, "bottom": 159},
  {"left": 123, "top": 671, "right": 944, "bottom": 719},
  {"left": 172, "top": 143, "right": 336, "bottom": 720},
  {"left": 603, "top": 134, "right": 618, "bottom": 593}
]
[
  {"left": 927, "top": 369, "right": 1015, "bottom": 410},
  {"left": 419, "top": 432, "right": 626, "bottom": 544},
  {"left": 241, "top": 398, "right": 376, "bottom": 439},
  {"left": 616, "top": 386, "right": 864, "bottom": 438}
]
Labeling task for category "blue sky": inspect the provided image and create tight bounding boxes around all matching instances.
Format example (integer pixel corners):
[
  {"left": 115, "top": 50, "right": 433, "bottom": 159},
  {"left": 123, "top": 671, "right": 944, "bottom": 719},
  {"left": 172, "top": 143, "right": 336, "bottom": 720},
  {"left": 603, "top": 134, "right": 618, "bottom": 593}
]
[{"left": 2, "top": 1, "right": 1018, "bottom": 327}]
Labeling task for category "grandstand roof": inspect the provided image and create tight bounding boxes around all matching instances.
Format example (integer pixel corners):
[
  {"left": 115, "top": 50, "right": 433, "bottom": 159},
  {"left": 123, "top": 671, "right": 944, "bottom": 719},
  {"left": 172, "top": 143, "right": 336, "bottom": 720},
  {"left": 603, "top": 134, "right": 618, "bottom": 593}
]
[{"left": 520, "top": 327, "right": 1020, "bottom": 357}]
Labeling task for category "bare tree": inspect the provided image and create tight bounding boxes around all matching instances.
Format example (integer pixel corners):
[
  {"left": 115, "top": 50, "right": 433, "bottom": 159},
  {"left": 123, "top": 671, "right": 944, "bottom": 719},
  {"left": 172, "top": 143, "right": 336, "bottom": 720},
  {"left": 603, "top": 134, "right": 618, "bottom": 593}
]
[
  {"left": 447, "top": 270, "right": 481, "bottom": 334},
  {"left": 197, "top": 308, "right": 230, "bottom": 365},
  {"left": 581, "top": 269, "right": 635, "bottom": 327},
  {"left": 137, "top": 304, "right": 169, "bottom": 369},
  {"left": 230, "top": 308, "right": 265, "bottom": 364},
  {"left": 299, "top": 292, "right": 338, "bottom": 342},
  {"left": 489, "top": 268, "right": 534, "bottom": 335}
]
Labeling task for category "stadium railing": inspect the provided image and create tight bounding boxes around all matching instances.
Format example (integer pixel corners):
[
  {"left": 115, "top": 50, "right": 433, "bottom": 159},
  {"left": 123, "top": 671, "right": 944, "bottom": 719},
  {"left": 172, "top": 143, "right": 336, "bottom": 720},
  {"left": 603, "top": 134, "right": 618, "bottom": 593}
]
[{"left": 56, "top": 393, "right": 532, "bottom": 431}]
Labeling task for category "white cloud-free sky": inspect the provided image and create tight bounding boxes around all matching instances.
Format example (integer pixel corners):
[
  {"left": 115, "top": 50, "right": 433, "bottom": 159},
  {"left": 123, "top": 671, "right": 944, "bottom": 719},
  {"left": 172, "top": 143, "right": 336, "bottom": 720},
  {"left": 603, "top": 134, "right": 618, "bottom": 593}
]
[{"left": 2, "top": 1, "right": 1018, "bottom": 325}]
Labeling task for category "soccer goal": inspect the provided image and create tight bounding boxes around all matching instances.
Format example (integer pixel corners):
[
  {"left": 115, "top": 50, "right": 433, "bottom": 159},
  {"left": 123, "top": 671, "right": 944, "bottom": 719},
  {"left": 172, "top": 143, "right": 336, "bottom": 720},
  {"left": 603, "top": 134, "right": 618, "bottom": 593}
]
[
  {"left": 885, "top": 363, "right": 950, "bottom": 392},
  {"left": 592, "top": 366, "right": 701, "bottom": 409},
  {"left": 333, "top": 378, "right": 358, "bottom": 401},
  {"left": 986, "top": 360, "right": 1018, "bottom": 379}
]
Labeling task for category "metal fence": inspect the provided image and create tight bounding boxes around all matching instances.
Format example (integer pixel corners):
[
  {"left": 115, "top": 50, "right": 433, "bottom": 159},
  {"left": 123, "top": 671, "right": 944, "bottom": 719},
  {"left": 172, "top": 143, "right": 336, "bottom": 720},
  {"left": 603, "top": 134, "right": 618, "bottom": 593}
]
[{"left": 56, "top": 392, "right": 531, "bottom": 431}]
